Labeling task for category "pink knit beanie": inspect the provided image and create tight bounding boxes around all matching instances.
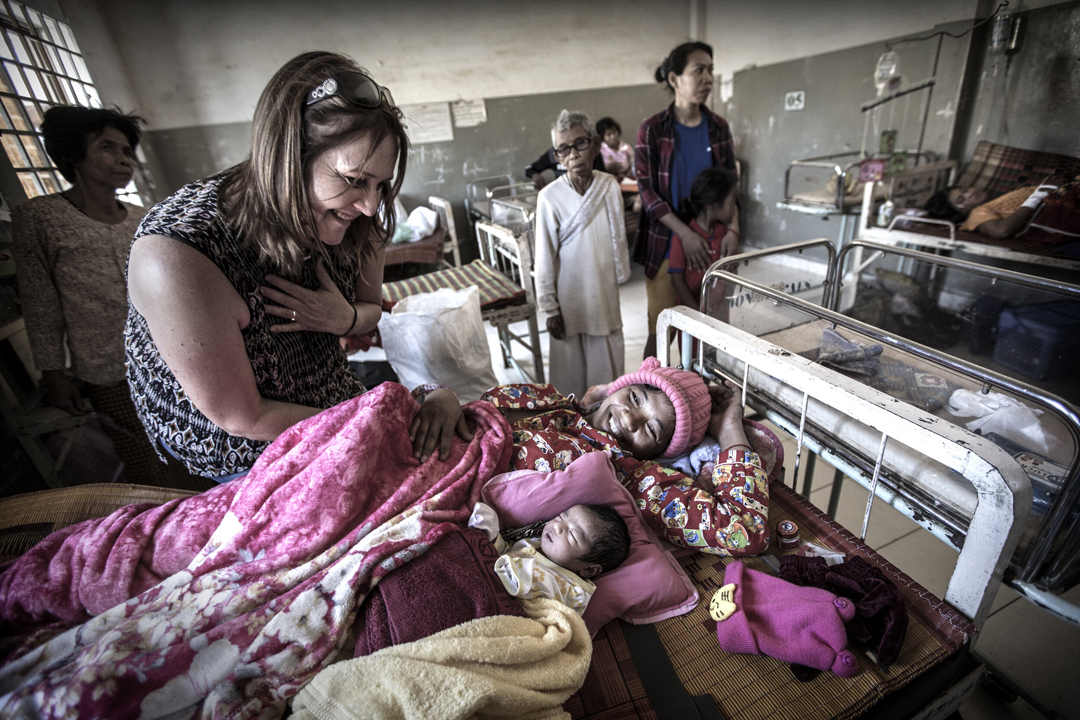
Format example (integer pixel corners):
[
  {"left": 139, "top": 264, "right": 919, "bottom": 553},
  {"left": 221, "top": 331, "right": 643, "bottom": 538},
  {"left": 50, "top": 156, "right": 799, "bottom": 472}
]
[
  {"left": 607, "top": 357, "right": 711, "bottom": 458},
  {"left": 715, "top": 561, "right": 860, "bottom": 678}
]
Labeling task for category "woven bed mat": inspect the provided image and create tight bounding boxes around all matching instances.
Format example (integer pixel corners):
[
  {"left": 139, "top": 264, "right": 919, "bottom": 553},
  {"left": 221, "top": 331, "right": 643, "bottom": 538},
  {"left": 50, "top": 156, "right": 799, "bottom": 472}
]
[
  {"left": 382, "top": 259, "right": 525, "bottom": 310},
  {"left": 652, "top": 481, "right": 975, "bottom": 720},
  {"left": 0, "top": 483, "right": 196, "bottom": 564}
]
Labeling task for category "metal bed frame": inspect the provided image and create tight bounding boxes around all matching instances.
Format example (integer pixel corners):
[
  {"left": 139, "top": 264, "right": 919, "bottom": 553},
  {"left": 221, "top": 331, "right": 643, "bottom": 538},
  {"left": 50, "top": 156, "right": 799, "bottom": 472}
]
[
  {"left": 474, "top": 220, "right": 544, "bottom": 384},
  {"left": 465, "top": 175, "right": 535, "bottom": 224},
  {"left": 778, "top": 151, "right": 941, "bottom": 250},
  {"left": 705, "top": 241, "right": 1080, "bottom": 623},
  {"left": 427, "top": 195, "right": 462, "bottom": 268},
  {"left": 660, "top": 304, "right": 1029, "bottom": 630},
  {"left": 856, "top": 167, "right": 1080, "bottom": 272},
  {"left": 654, "top": 306, "right": 1026, "bottom": 718}
]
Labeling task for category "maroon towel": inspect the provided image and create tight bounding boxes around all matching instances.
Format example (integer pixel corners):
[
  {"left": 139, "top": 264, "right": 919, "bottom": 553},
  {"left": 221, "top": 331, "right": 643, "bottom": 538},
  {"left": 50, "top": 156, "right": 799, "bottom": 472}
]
[{"left": 354, "top": 526, "right": 526, "bottom": 656}]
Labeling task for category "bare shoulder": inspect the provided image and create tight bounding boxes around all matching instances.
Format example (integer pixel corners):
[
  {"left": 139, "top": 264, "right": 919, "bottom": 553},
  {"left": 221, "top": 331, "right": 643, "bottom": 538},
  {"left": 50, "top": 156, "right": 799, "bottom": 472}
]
[{"left": 129, "top": 234, "right": 246, "bottom": 320}]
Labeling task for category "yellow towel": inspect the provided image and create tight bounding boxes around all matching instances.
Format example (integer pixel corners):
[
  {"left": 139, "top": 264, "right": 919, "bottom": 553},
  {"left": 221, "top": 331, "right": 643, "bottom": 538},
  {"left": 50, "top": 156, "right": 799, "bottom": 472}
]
[{"left": 291, "top": 598, "right": 591, "bottom": 720}]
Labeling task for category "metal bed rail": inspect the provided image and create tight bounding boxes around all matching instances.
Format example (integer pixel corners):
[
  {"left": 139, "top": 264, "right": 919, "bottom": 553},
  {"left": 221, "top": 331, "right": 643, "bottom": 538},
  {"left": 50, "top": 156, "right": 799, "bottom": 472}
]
[
  {"left": 657, "top": 305, "right": 1030, "bottom": 630},
  {"left": 710, "top": 238, "right": 838, "bottom": 309},
  {"left": 466, "top": 175, "right": 534, "bottom": 221},
  {"left": 474, "top": 221, "right": 544, "bottom": 384},
  {"left": 855, "top": 174, "right": 1080, "bottom": 271},
  {"left": 698, "top": 265, "right": 1080, "bottom": 580},
  {"left": 833, "top": 240, "right": 1080, "bottom": 592},
  {"left": 782, "top": 150, "right": 937, "bottom": 211}
]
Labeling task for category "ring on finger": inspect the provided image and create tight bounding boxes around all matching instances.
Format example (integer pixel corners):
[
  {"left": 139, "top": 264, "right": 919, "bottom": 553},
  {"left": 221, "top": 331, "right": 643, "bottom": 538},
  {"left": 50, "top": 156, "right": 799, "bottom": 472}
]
[{"left": 291, "top": 310, "right": 297, "bottom": 321}]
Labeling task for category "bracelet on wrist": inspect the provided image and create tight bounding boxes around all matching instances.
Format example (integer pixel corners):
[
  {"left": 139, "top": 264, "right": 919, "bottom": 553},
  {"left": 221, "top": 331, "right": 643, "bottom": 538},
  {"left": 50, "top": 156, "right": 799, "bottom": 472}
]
[{"left": 345, "top": 304, "right": 358, "bottom": 335}]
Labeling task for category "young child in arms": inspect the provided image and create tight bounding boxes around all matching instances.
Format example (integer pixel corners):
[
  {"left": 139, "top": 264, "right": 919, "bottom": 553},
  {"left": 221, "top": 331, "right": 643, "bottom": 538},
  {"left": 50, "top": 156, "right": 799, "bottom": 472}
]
[
  {"left": 469, "top": 501, "right": 631, "bottom": 614},
  {"left": 669, "top": 167, "right": 740, "bottom": 309}
]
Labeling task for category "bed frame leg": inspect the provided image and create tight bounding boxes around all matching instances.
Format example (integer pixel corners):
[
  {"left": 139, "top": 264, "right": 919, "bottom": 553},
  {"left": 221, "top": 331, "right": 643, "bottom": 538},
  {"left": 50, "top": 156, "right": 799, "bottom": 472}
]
[
  {"left": 827, "top": 468, "right": 845, "bottom": 518},
  {"left": 497, "top": 326, "right": 512, "bottom": 369},
  {"left": 799, "top": 453, "right": 817, "bottom": 497},
  {"left": 528, "top": 316, "right": 544, "bottom": 384}
]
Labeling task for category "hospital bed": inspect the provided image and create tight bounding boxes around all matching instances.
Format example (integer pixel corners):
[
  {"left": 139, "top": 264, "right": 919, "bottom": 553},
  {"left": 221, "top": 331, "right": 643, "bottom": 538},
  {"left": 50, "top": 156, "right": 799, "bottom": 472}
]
[
  {"left": 490, "top": 193, "right": 537, "bottom": 251},
  {"left": 382, "top": 196, "right": 462, "bottom": 269},
  {"left": 778, "top": 150, "right": 937, "bottom": 248},
  {"left": 0, "top": 302, "right": 1027, "bottom": 720},
  {"left": 464, "top": 174, "right": 535, "bottom": 224},
  {"left": 0, "top": 294, "right": 1041, "bottom": 720},
  {"left": 703, "top": 240, "right": 1080, "bottom": 606},
  {"left": 856, "top": 142, "right": 1080, "bottom": 272}
]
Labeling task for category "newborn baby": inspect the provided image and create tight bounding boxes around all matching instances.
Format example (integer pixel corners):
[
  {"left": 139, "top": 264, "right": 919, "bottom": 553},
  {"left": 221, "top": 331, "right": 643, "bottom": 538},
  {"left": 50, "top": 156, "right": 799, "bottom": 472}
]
[{"left": 469, "top": 501, "right": 630, "bottom": 614}]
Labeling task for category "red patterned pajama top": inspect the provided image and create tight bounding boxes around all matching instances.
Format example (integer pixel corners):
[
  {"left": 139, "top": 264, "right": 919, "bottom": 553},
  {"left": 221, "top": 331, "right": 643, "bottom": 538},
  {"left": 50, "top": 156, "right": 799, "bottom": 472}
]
[{"left": 481, "top": 384, "right": 770, "bottom": 556}]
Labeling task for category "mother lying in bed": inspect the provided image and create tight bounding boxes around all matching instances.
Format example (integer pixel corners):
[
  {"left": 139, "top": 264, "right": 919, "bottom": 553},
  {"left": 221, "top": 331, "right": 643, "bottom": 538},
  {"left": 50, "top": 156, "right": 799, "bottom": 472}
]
[
  {"left": 482, "top": 358, "right": 770, "bottom": 555},
  {"left": 924, "top": 174, "right": 1079, "bottom": 242},
  {"left": 0, "top": 360, "right": 771, "bottom": 718}
]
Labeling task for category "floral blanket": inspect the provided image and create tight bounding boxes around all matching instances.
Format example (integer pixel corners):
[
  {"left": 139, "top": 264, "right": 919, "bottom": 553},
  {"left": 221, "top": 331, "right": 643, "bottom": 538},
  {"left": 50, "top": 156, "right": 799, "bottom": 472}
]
[{"left": 0, "top": 382, "right": 512, "bottom": 719}]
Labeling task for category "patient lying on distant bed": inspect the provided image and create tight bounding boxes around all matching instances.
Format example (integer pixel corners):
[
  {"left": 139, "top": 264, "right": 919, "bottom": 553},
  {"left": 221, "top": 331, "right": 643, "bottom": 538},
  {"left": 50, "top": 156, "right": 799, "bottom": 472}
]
[
  {"left": 469, "top": 500, "right": 630, "bottom": 614},
  {"left": 924, "top": 174, "right": 1080, "bottom": 242}
]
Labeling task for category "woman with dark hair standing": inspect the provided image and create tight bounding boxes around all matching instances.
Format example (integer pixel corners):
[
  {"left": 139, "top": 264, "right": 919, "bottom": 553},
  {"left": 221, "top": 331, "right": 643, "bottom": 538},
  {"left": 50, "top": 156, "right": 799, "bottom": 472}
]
[
  {"left": 635, "top": 41, "right": 739, "bottom": 359},
  {"left": 126, "top": 51, "right": 469, "bottom": 481},
  {"left": 11, "top": 106, "right": 204, "bottom": 488}
]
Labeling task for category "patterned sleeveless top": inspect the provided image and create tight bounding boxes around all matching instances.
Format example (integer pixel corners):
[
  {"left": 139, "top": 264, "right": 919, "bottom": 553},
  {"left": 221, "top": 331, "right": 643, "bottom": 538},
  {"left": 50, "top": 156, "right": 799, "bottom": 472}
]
[{"left": 125, "top": 175, "right": 366, "bottom": 477}]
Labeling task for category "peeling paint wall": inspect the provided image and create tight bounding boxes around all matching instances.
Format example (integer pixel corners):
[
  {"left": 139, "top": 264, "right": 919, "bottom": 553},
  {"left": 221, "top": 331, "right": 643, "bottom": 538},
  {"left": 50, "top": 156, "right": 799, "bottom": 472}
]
[
  {"left": 960, "top": 0, "right": 1080, "bottom": 158},
  {"left": 78, "top": 0, "right": 690, "bottom": 130}
]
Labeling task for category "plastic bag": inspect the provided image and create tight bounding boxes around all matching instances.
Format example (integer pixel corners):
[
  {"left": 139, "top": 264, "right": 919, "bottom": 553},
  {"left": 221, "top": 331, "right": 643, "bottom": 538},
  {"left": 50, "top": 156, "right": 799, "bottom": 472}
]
[
  {"left": 406, "top": 206, "right": 438, "bottom": 239},
  {"left": 946, "top": 389, "right": 1049, "bottom": 456},
  {"left": 380, "top": 286, "right": 497, "bottom": 401}
]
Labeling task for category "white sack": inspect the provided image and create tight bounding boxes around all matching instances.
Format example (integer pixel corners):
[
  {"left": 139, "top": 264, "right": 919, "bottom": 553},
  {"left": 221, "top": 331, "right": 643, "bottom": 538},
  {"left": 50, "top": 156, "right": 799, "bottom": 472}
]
[
  {"left": 406, "top": 206, "right": 438, "bottom": 240},
  {"left": 380, "top": 286, "right": 497, "bottom": 401}
]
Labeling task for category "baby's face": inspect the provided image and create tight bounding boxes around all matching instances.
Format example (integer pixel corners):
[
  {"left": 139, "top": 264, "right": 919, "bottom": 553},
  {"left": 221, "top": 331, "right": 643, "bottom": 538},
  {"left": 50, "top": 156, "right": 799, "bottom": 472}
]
[{"left": 540, "top": 505, "right": 597, "bottom": 574}]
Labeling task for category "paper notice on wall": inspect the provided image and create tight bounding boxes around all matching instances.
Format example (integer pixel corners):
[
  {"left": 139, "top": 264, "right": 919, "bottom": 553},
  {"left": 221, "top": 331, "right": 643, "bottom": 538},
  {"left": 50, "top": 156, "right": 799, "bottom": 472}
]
[
  {"left": 451, "top": 99, "right": 487, "bottom": 127},
  {"left": 401, "top": 103, "right": 454, "bottom": 144}
]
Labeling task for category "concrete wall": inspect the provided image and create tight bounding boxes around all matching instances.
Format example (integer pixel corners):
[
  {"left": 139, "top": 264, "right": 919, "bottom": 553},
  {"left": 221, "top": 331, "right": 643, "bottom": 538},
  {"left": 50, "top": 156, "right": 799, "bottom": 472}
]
[
  {"left": 84, "top": 0, "right": 690, "bottom": 130},
  {"left": 721, "top": 21, "right": 976, "bottom": 249},
  {"left": 145, "top": 83, "right": 670, "bottom": 263},
  {"left": 28, "top": 0, "right": 1080, "bottom": 258},
  {"left": 704, "top": 0, "right": 980, "bottom": 98},
  {"left": 957, "top": 0, "right": 1080, "bottom": 159}
]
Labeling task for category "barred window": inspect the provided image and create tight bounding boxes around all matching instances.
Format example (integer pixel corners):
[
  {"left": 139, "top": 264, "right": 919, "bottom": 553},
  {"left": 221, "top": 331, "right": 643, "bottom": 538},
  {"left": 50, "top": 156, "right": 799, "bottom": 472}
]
[{"left": 0, "top": 1, "right": 146, "bottom": 206}]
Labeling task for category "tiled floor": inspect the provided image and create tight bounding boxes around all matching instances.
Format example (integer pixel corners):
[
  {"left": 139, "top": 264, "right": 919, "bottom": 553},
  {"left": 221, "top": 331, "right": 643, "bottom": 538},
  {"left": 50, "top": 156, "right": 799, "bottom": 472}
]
[{"left": 484, "top": 263, "right": 1080, "bottom": 720}]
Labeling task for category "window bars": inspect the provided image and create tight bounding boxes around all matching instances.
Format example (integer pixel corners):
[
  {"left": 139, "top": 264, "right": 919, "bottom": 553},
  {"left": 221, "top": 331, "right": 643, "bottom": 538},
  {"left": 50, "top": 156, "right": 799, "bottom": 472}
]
[{"left": 0, "top": 1, "right": 146, "bottom": 206}]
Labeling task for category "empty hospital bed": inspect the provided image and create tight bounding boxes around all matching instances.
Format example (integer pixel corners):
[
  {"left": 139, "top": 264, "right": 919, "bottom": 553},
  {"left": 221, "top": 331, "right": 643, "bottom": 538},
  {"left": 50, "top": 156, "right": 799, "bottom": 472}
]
[
  {"left": 464, "top": 174, "right": 535, "bottom": 224},
  {"left": 701, "top": 241, "right": 1080, "bottom": 608}
]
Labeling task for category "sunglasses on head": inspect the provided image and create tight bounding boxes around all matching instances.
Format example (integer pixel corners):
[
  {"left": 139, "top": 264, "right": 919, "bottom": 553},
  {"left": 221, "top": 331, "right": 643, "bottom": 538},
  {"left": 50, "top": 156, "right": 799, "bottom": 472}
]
[
  {"left": 305, "top": 71, "right": 394, "bottom": 109},
  {"left": 553, "top": 136, "right": 593, "bottom": 158}
]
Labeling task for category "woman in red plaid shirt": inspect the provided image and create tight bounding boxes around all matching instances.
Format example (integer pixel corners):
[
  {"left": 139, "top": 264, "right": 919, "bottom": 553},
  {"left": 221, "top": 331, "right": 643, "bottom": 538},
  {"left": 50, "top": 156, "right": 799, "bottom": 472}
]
[{"left": 635, "top": 42, "right": 740, "bottom": 359}]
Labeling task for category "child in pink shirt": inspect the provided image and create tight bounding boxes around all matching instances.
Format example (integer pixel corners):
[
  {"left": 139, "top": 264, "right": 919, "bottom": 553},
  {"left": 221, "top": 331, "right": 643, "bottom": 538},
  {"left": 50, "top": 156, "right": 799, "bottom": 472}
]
[{"left": 668, "top": 167, "right": 739, "bottom": 309}]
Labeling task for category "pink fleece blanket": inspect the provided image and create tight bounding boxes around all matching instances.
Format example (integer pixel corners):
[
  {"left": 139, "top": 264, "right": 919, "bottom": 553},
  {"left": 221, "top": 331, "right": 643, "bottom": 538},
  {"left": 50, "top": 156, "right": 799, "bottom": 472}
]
[{"left": 0, "top": 382, "right": 511, "bottom": 719}]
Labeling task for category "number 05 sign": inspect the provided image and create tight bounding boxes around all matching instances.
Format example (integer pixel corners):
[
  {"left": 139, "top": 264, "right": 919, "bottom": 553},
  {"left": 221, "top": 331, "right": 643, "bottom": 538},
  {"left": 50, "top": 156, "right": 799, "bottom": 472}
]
[{"left": 784, "top": 91, "right": 805, "bottom": 111}]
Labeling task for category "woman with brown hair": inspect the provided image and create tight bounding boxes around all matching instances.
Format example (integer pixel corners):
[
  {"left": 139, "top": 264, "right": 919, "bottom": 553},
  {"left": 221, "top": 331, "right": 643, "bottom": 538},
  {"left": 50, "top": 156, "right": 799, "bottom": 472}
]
[{"left": 126, "top": 51, "right": 468, "bottom": 481}]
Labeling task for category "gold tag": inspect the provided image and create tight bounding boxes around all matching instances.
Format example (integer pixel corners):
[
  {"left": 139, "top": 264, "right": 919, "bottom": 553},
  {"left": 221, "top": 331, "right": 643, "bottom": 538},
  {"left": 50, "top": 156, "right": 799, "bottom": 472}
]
[{"left": 709, "top": 583, "right": 737, "bottom": 622}]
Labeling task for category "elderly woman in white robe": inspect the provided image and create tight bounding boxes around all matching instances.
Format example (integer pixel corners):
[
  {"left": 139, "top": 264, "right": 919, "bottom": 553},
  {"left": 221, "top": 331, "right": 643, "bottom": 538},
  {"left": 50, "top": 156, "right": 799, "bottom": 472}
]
[{"left": 534, "top": 110, "right": 631, "bottom": 399}]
